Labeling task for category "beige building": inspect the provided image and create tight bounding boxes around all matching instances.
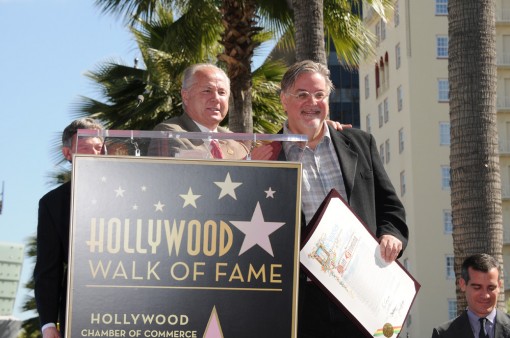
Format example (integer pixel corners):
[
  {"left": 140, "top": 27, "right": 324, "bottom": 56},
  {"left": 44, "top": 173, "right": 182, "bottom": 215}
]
[
  {"left": 358, "top": 0, "right": 510, "bottom": 336},
  {"left": 0, "top": 242, "right": 24, "bottom": 316}
]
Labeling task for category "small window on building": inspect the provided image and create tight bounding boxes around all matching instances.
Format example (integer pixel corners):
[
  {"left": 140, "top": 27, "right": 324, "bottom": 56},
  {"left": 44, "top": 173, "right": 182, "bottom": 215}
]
[
  {"left": 384, "top": 98, "right": 389, "bottom": 123},
  {"left": 400, "top": 171, "right": 406, "bottom": 196},
  {"left": 446, "top": 255, "right": 455, "bottom": 279},
  {"left": 366, "top": 114, "right": 371, "bottom": 134},
  {"left": 399, "top": 128, "right": 404, "bottom": 153},
  {"left": 385, "top": 139, "right": 390, "bottom": 163},
  {"left": 436, "top": 0, "right": 448, "bottom": 15},
  {"left": 397, "top": 85, "right": 403, "bottom": 111},
  {"left": 394, "top": 0, "right": 400, "bottom": 26},
  {"left": 440, "top": 122, "right": 450, "bottom": 145},
  {"left": 437, "top": 36, "right": 449, "bottom": 58},
  {"left": 364, "top": 74, "right": 370, "bottom": 99},
  {"left": 395, "top": 43, "right": 401, "bottom": 69},
  {"left": 443, "top": 210, "right": 452, "bottom": 234},
  {"left": 380, "top": 144, "right": 385, "bottom": 163},
  {"left": 375, "top": 21, "right": 381, "bottom": 46},
  {"left": 448, "top": 299, "right": 457, "bottom": 320},
  {"left": 442, "top": 166, "right": 451, "bottom": 190},
  {"left": 378, "top": 103, "right": 384, "bottom": 128},
  {"left": 381, "top": 19, "right": 386, "bottom": 41},
  {"left": 438, "top": 79, "right": 449, "bottom": 102}
]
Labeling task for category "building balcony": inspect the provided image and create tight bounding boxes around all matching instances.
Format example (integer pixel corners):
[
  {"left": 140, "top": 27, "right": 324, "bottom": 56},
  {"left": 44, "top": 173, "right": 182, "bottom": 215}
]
[
  {"left": 502, "top": 185, "right": 510, "bottom": 199},
  {"left": 497, "top": 96, "right": 510, "bottom": 111},
  {"left": 497, "top": 53, "right": 510, "bottom": 67},
  {"left": 496, "top": 9, "right": 510, "bottom": 23}
]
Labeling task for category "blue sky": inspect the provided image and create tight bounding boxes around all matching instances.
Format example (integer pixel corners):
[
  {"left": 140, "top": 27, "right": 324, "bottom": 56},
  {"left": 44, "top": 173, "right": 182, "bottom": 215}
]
[
  {"left": 0, "top": 0, "right": 138, "bottom": 319},
  {"left": 0, "top": 0, "right": 273, "bottom": 320}
]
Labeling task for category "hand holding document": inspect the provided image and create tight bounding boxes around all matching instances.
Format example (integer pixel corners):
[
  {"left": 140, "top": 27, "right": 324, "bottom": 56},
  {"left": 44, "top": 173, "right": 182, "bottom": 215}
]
[{"left": 300, "top": 189, "right": 420, "bottom": 338}]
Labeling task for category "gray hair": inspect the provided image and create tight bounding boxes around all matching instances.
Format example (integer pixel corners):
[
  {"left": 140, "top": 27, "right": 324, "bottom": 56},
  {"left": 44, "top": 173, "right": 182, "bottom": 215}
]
[
  {"left": 62, "top": 118, "right": 104, "bottom": 147},
  {"left": 460, "top": 253, "right": 501, "bottom": 283},
  {"left": 281, "top": 60, "right": 334, "bottom": 94},
  {"left": 181, "top": 63, "right": 230, "bottom": 90}
]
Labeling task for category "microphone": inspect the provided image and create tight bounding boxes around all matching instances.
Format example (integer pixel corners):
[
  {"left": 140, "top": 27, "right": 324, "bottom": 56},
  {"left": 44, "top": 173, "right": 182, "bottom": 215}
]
[{"left": 135, "top": 95, "right": 144, "bottom": 108}]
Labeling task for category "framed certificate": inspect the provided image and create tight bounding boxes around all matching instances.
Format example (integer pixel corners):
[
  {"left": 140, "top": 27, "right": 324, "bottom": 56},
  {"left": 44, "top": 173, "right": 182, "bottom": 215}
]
[{"left": 300, "top": 189, "right": 420, "bottom": 338}]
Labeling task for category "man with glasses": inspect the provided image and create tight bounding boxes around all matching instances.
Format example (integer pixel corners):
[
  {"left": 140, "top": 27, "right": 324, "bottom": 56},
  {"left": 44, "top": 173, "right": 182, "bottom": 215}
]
[{"left": 276, "top": 60, "right": 408, "bottom": 337}]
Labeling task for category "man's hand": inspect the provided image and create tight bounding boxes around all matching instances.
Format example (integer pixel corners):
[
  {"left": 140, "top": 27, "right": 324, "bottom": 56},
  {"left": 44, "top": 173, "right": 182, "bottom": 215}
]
[
  {"left": 326, "top": 120, "right": 352, "bottom": 131},
  {"left": 379, "top": 234, "right": 402, "bottom": 263},
  {"left": 249, "top": 144, "right": 274, "bottom": 160},
  {"left": 42, "top": 326, "right": 61, "bottom": 338}
]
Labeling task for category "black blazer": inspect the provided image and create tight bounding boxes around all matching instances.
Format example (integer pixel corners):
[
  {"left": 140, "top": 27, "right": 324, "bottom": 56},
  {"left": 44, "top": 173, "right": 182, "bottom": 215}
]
[
  {"left": 432, "top": 309, "right": 510, "bottom": 338},
  {"left": 279, "top": 126, "right": 408, "bottom": 248},
  {"left": 34, "top": 181, "right": 71, "bottom": 332},
  {"left": 277, "top": 126, "right": 408, "bottom": 337}
]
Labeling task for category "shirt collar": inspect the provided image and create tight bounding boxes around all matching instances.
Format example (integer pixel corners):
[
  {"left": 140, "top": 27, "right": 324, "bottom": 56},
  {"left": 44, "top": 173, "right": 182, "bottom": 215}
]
[
  {"left": 282, "top": 120, "right": 331, "bottom": 148},
  {"left": 194, "top": 120, "right": 218, "bottom": 133},
  {"left": 467, "top": 307, "right": 497, "bottom": 324}
]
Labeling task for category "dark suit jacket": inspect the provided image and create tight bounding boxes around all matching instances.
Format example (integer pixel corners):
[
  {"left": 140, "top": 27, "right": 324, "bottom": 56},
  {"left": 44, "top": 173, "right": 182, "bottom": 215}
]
[
  {"left": 148, "top": 112, "right": 249, "bottom": 159},
  {"left": 432, "top": 309, "right": 510, "bottom": 338},
  {"left": 33, "top": 181, "right": 71, "bottom": 333},
  {"left": 279, "top": 126, "right": 408, "bottom": 337}
]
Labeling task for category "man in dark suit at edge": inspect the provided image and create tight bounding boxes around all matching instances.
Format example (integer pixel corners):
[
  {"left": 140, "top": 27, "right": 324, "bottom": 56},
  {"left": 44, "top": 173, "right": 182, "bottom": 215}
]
[
  {"left": 34, "top": 118, "right": 103, "bottom": 338},
  {"left": 432, "top": 253, "right": 510, "bottom": 338},
  {"left": 276, "top": 60, "right": 409, "bottom": 337}
]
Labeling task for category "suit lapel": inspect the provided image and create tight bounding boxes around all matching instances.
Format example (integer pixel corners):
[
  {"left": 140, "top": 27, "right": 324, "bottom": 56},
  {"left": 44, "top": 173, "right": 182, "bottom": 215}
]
[
  {"left": 495, "top": 309, "right": 510, "bottom": 338},
  {"left": 328, "top": 126, "right": 358, "bottom": 201}
]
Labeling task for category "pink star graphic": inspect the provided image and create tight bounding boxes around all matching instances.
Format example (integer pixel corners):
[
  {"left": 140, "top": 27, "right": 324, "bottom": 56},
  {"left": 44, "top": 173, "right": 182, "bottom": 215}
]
[{"left": 230, "top": 202, "right": 285, "bottom": 257}]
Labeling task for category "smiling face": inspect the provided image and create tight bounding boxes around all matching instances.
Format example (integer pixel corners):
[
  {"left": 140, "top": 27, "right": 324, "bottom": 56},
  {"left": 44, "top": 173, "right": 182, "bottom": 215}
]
[
  {"left": 280, "top": 71, "right": 329, "bottom": 144},
  {"left": 460, "top": 267, "right": 501, "bottom": 317},
  {"left": 181, "top": 68, "right": 230, "bottom": 130}
]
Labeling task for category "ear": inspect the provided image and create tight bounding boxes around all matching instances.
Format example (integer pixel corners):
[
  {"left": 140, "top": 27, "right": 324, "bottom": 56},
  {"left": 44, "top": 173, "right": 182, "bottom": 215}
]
[
  {"left": 280, "top": 91, "right": 288, "bottom": 111},
  {"left": 62, "top": 147, "right": 72, "bottom": 162},
  {"left": 181, "top": 88, "right": 189, "bottom": 106},
  {"left": 459, "top": 278, "right": 467, "bottom": 292}
]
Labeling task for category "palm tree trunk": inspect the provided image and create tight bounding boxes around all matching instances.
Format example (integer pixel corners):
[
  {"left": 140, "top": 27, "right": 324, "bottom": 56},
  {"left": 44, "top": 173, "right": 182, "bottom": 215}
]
[
  {"left": 292, "top": 0, "right": 326, "bottom": 65},
  {"left": 449, "top": 0, "right": 504, "bottom": 312},
  {"left": 219, "top": 0, "right": 260, "bottom": 133}
]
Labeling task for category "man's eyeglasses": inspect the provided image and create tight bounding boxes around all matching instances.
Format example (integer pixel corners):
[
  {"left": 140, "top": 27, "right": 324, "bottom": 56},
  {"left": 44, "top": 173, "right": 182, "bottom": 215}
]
[{"left": 286, "top": 90, "right": 328, "bottom": 102}]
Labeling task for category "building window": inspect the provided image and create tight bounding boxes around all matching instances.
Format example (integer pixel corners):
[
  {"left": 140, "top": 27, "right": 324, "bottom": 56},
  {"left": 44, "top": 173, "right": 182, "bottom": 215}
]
[
  {"left": 366, "top": 114, "right": 371, "bottom": 134},
  {"left": 440, "top": 122, "right": 450, "bottom": 145},
  {"left": 437, "top": 36, "right": 449, "bottom": 58},
  {"left": 378, "top": 103, "right": 384, "bottom": 127},
  {"left": 448, "top": 299, "right": 457, "bottom": 320},
  {"left": 438, "top": 79, "right": 449, "bottom": 102},
  {"left": 394, "top": 0, "right": 400, "bottom": 26},
  {"left": 395, "top": 43, "right": 401, "bottom": 69},
  {"left": 400, "top": 171, "right": 406, "bottom": 196},
  {"left": 381, "top": 19, "right": 386, "bottom": 41},
  {"left": 442, "top": 166, "right": 451, "bottom": 190},
  {"left": 380, "top": 144, "right": 385, "bottom": 163},
  {"left": 364, "top": 75, "right": 369, "bottom": 99},
  {"left": 399, "top": 128, "right": 404, "bottom": 153},
  {"left": 446, "top": 255, "right": 455, "bottom": 279},
  {"left": 375, "top": 21, "right": 381, "bottom": 46},
  {"left": 443, "top": 210, "right": 452, "bottom": 234},
  {"left": 397, "top": 85, "right": 403, "bottom": 111},
  {"left": 384, "top": 98, "right": 389, "bottom": 123},
  {"left": 385, "top": 139, "right": 390, "bottom": 163},
  {"left": 436, "top": 0, "right": 448, "bottom": 15}
]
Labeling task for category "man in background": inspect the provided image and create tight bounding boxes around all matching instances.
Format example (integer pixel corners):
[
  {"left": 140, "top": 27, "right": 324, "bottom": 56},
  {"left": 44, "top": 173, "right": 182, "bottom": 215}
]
[
  {"left": 34, "top": 118, "right": 103, "bottom": 338},
  {"left": 432, "top": 253, "right": 510, "bottom": 338}
]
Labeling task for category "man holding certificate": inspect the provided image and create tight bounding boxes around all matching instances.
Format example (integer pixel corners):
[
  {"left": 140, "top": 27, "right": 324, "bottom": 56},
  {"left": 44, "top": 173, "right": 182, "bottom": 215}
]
[{"left": 277, "top": 60, "right": 409, "bottom": 337}]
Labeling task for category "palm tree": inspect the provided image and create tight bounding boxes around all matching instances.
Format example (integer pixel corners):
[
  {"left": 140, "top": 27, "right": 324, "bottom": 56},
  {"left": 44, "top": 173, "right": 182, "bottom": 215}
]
[
  {"left": 291, "top": 0, "right": 326, "bottom": 64},
  {"left": 449, "top": 0, "right": 503, "bottom": 312}
]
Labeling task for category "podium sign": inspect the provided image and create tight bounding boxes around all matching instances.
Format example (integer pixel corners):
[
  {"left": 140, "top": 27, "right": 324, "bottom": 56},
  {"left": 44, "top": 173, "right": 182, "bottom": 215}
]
[{"left": 67, "top": 155, "right": 302, "bottom": 338}]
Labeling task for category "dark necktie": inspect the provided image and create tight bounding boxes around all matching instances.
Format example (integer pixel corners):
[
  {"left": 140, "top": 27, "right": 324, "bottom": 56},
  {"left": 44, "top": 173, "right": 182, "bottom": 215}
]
[
  {"left": 479, "top": 317, "right": 489, "bottom": 338},
  {"left": 210, "top": 140, "right": 223, "bottom": 159}
]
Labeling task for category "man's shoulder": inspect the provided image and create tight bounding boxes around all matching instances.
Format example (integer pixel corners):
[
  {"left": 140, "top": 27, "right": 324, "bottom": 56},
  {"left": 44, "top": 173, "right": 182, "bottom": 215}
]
[
  {"left": 432, "top": 312, "right": 469, "bottom": 337},
  {"left": 40, "top": 181, "right": 71, "bottom": 203},
  {"left": 153, "top": 115, "right": 187, "bottom": 132}
]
